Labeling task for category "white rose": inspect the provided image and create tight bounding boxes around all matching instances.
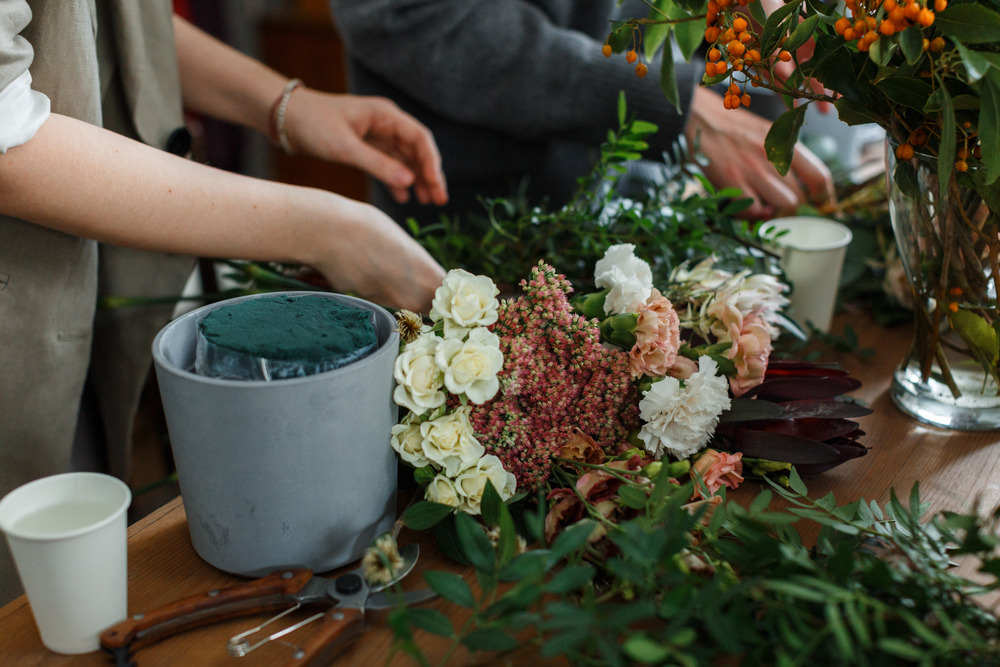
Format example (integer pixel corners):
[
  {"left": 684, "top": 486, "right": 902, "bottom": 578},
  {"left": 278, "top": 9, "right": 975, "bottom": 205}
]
[
  {"left": 390, "top": 416, "right": 431, "bottom": 468},
  {"left": 594, "top": 244, "right": 653, "bottom": 315},
  {"left": 638, "top": 356, "right": 731, "bottom": 460},
  {"left": 425, "top": 474, "right": 461, "bottom": 508},
  {"left": 430, "top": 269, "right": 500, "bottom": 338},
  {"left": 393, "top": 335, "right": 445, "bottom": 415},
  {"left": 454, "top": 454, "right": 517, "bottom": 515},
  {"left": 435, "top": 328, "right": 504, "bottom": 404},
  {"left": 419, "top": 407, "right": 485, "bottom": 477}
]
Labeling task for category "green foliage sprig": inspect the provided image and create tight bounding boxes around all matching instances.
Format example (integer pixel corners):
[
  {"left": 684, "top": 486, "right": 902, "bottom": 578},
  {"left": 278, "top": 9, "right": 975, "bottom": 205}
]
[
  {"left": 389, "top": 468, "right": 1000, "bottom": 666},
  {"left": 408, "top": 92, "right": 769, "bottom": 293}
]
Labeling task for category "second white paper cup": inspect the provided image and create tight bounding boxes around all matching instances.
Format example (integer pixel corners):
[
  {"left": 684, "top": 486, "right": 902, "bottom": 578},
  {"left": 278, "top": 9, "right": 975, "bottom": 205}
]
[
  {"left": 760, "top": 217, "right": 853, "bottom": 333},
  {"left": 0, "top": 472, "right": 131, "bottom": 654}
]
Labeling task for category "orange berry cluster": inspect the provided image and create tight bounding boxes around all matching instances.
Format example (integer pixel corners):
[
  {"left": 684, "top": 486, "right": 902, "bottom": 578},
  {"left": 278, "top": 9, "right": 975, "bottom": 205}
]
[
  {"left": 602, "top": 39, "right": 649, "bottom": 78},
  {"left": 894, "top": 120, "right": 982, "bottom": 172},
  {"left": 703, "top": 0, "right": 790, "bottom": 110},
  {"left": 835, "top": 0, "right": 942, "bottom": 52}
]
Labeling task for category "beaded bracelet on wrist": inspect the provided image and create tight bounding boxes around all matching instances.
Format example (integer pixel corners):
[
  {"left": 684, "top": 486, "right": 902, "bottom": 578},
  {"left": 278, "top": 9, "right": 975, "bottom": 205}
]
[{"left": 269, "top": 78, "right": 303, "bottom": 155}]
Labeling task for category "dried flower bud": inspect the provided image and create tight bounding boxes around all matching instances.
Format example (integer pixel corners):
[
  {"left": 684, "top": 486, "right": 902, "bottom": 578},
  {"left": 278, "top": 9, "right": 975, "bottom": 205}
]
[
  {"left": 395, "top": 309, "right": 426, "bottom": 344},
  {"left": 361, "top": 533, "right": 405, "bottom": 586}
]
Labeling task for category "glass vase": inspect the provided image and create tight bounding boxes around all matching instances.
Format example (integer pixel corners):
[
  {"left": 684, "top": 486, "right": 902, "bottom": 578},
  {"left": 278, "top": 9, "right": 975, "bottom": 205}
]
[{"left": 886, "top": 142, "right": 1000, "bottom": 430}]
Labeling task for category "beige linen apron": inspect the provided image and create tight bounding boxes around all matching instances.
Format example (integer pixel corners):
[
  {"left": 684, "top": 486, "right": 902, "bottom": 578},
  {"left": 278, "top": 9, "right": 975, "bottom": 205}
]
[{"left": 0, "top": 0, "right": 193, "bottom": 603}]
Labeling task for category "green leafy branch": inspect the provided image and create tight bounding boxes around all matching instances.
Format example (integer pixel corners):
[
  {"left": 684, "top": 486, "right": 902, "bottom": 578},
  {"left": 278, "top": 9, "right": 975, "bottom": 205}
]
[
  {"left": 407, "top": 92, "right": 766, "bottom": 293},
  {"left": 391, "top": 466, "right": 1000, "bottom": 665}
]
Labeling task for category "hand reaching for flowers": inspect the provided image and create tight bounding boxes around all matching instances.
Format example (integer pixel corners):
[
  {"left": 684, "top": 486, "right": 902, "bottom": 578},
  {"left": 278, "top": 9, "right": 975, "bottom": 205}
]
[{"left": 685, "top": 87, "right": 835, "bottom": 220}]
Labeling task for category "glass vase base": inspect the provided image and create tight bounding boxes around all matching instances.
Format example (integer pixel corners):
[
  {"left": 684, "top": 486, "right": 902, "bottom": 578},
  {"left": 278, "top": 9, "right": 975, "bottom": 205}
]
[{"left": 891, "top": 361, "right": 1000, "bottom": 431}]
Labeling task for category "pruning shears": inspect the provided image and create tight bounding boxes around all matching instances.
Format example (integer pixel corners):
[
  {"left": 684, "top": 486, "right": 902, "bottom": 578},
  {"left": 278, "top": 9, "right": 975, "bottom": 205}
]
[{"left": 100, "top": 543, "right": 431, "bottom": 666}]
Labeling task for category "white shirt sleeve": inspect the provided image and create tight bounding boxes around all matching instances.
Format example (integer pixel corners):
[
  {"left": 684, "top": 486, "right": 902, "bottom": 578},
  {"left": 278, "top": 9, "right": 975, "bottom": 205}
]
[{"left": 0, "top": 69, "right": 50, "bottom": 153}]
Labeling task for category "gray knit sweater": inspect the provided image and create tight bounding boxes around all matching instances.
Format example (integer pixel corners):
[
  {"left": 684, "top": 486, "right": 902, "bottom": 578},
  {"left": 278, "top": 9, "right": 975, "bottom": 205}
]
[{"left": 329, "top": 0, "right": 699, "bottom": 224}]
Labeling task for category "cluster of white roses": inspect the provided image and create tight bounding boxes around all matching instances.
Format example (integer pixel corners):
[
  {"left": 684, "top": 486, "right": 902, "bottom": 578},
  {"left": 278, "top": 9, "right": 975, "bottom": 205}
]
[{"left": 390, "top": 269, "right": 516, "bottom": 515}]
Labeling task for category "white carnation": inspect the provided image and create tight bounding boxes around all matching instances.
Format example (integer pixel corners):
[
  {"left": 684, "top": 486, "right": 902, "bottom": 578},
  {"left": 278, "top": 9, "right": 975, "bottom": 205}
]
[
  {"left": 594, "top": 244, "right": 653, "bottom": 315},
  {"left": 419, "top": 407, "right": 485, "bottom": 477},
  {"left": 453, "top": 454, "right": 517, "bottom": 515},
  {"left": 435, "top": 328, "right": 503, "bottom": 404},
  {"left": 392, "top": 335, "right": 445, "bottom": 415},
  {"left": 638, "top": 356, "right": 731, "bottom": 460},
  {"left": 430, "top": 269, "right": 500, "bottom": 338}
]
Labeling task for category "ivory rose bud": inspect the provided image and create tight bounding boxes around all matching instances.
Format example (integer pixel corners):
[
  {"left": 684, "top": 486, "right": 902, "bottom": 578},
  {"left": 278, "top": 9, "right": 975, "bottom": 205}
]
[
  {"left": 435, "top": 328, "right": 504, "bottom": 404},
  {"left": 393, "top": 335, "right": 445, "bottom": 415},
  {"left": 691, "top": 448, "right": 744, "bottom": 499},
  {"left": 390, "top": 416, "right": 430, "bottom": 468},
  {"left": 425, "top": 474, "right": 461, "bottom": 508},
  {"left": 454, "top": 454, "right": 517, "bottom": 514},
  {"left": 594, "top": 244, "right": 654, "bottom": 315},
  {"left": 419, "top": 407, "right": 485, "bottom": 477},
  {"left": 725, "top": 313, "right": 772, "bottom": 397},
  {"left": 430, "top": 269, "right": 500, "bottom": 338}
]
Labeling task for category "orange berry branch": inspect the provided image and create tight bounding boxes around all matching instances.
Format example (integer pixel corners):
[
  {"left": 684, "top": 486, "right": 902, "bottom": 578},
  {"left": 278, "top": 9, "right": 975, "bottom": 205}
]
[{"left": 608, "top": 0, "right": 1000, "bottom": 187}]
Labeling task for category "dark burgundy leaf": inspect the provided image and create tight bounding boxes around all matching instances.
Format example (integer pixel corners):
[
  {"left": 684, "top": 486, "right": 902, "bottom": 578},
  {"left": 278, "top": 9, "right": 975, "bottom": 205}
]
[
  {"left": 796, "top": 441, "right": 868, "bottom": 474},
  {"left": 778, "top": 399, "right": 873, "bottom": 420},
  {"left": 719, "top": 398, "right": 786, "bottom": 422},
  {"left": 765, "top": 360, "right": 850, "bottom": 374},
  {"left": 716, "top": 429, "right": 844, "bottom": 465},
  {"left": 745, "top": 375, "right": 862, "bottom": 401},
  {"left": 737, "top": 418, "right": 861, "bottom": 442}
]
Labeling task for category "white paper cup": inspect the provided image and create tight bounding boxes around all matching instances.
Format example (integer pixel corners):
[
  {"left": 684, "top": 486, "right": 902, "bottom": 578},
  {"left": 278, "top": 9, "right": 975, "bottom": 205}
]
[
  {"left": 0, "top": 472, "right": 131, "bottom": 654},
  {"left": 760, "top": 217, "right": 853, "bottom": 333}
]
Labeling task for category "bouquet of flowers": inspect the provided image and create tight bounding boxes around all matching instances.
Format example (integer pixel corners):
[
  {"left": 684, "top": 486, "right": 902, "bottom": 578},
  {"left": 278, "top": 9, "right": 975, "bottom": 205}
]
[
  {"left": 391, "top": 244, "right": 869, "bottom": 526},
  {"left": 386, "top": 250, "right": 1000, "bottom": 667}
]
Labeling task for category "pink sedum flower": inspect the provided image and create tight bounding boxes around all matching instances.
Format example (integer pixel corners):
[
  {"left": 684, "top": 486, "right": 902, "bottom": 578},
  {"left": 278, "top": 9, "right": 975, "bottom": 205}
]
[
  {"left": 725, "top": 312, "right": 772, "bottom": 397},
  {"left": 629, "top": 289, "right": 682, "bottom": 378},
  {"left": 690, "top": 448, "right": 744, "bottom": 499},
  {"left": 465, "top": 262, "right": 640, "bottom": 492}
]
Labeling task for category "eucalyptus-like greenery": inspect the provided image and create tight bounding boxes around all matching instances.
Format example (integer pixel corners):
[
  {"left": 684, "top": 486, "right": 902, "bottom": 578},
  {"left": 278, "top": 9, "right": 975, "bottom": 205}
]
[
  {"left": 389, "top": 469, "right": 1000, "bottom": 666},
  {"left": 408, "top": 93, "right": 768, "bottom": 294}
]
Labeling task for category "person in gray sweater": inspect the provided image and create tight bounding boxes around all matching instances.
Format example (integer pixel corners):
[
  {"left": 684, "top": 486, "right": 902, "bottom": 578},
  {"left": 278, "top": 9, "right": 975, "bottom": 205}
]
[{"left": 328, "top": 0, "right": 834, "bottom": 225}]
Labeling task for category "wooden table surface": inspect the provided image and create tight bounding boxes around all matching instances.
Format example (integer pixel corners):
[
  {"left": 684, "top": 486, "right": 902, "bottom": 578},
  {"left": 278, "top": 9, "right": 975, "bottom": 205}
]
[{"left": 3, "top": 311, "right": 1000, "bottom": 666}]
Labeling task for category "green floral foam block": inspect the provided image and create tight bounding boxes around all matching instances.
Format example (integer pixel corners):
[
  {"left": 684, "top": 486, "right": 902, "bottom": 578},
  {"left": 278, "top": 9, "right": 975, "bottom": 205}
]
[{"left": 195, "top": 294, "right": 377, "bottom": 380}]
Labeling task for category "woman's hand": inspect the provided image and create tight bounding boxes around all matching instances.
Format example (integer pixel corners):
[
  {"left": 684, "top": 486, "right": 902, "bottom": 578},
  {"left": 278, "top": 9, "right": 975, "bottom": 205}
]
[
  {"left": 283, "top": 90, "right": 449, "bottom": 207},
  {"left": 310, "top": 198, "right": 446, "bottom": 314},
  {"left": 686, "top": 87, "right": 834, "bottom": 220}
]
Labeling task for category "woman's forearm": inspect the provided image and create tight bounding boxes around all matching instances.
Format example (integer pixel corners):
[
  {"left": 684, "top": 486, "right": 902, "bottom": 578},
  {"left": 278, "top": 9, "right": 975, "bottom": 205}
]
[
  {"left": 0, "top": 113, "right": 444, "bottom": 311},
  {"left": 2, "top": 114, "right": 342, "bottom": 267},
  {"left": 171, "top": 14, "right": 288, "bottom": 137}
]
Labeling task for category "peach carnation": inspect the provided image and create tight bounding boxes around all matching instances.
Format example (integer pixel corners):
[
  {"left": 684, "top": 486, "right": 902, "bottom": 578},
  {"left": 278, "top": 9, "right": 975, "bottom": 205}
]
[
  {"left": 690, "top": 448, "right": 744, "bottom": 499},
  {"left": 629, "top": 289, "right": 682, "bottom": 378},
  {"left": 725, "top": 312, "right": 772, "bottom": 397}
]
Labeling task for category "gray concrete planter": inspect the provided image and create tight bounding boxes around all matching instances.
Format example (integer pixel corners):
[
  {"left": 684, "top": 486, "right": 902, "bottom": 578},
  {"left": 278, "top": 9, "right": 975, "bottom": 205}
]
[{"left": 151, "top": 292, "right": 398, "bottom": 576}]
